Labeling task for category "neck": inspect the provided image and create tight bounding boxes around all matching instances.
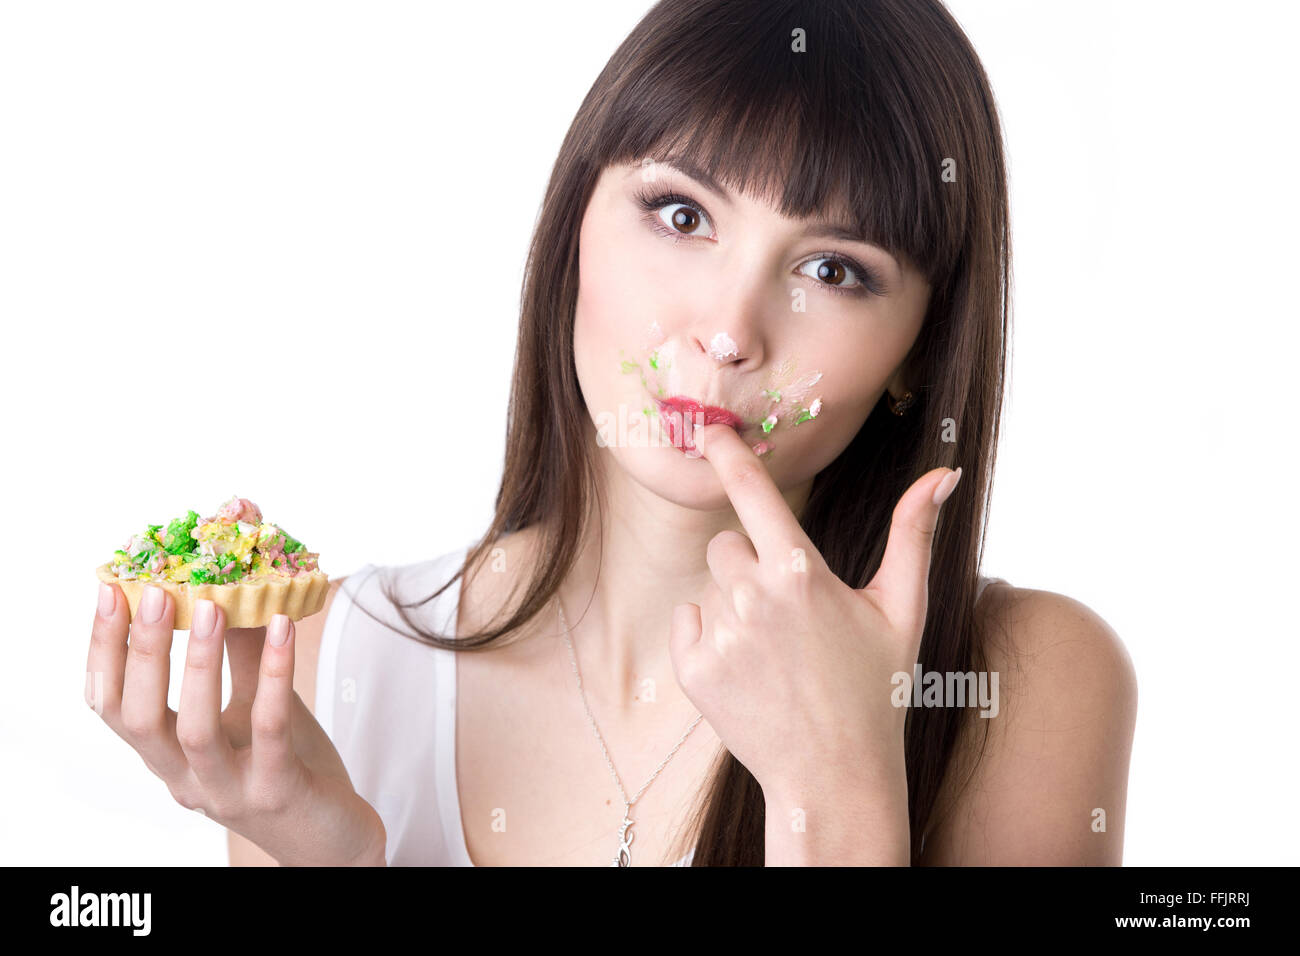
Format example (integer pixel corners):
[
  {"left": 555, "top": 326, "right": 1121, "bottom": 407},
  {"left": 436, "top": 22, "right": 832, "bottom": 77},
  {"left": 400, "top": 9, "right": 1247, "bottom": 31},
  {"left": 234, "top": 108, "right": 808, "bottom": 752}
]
[{"left": 555, "top": 444, "right": 812, "bottom": 720}]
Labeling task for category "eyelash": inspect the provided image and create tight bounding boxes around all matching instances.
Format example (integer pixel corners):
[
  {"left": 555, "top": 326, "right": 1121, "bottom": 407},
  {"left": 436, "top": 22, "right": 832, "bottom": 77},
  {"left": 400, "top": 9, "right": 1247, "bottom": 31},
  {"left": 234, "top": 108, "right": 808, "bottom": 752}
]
[{"left": 632, "top": 186, "right": 886, "bottom": 297}]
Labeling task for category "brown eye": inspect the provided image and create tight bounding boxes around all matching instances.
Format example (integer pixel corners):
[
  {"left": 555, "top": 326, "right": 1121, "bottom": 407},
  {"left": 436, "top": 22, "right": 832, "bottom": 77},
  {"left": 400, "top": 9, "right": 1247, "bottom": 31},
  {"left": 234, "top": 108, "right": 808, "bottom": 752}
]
[
  {"left": 671, "top": 207, "right": 699, "bottom": 232},
  {"left": 658, "top": 202, "right": 713, "bottom": 236},
  {"left": 818, "top": 261, "right": 847, "bottom": 284},
  {"left": 798, "top": 256, "right": 863, "bottom": 291}
]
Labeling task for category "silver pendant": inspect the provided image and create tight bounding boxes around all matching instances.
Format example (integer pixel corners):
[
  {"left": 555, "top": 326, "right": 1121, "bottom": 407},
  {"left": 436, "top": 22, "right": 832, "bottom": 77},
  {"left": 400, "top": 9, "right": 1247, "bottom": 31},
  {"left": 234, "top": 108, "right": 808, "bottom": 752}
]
[{"left": 611, "top": 814, "right": 635, "bottom": 867}]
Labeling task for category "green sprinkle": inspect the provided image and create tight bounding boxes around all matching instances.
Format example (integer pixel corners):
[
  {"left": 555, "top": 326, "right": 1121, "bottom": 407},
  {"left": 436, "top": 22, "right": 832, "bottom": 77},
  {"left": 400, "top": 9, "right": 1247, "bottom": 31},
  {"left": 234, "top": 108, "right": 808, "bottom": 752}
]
[
  {"left": 620, "top": 360, "right": 639, "bottom": 374},
  {"left": 794, "top": 407, "right": 813, "bottom": 424},
  {"left": 642, "top": 406, "right": 652, "bottom": 416},
  {"left": 163, "top": 510, "right": 200, "bottom": 555},
  {"left": 648, "top": 351, "right": 659, "bottom": 370},
  {"left": 761, "top": 414, "right": 777, "bottom": 434},
  {"left": 762, "top": 388, "right": 781, "bottom": 402}
]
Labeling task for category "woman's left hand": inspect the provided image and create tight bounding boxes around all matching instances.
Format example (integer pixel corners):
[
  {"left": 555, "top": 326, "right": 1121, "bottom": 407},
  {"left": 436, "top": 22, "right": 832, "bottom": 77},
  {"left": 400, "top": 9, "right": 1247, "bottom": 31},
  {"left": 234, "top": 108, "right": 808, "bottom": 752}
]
[{"left": 667, "top": 422, "right": 962, "bottom": 800}]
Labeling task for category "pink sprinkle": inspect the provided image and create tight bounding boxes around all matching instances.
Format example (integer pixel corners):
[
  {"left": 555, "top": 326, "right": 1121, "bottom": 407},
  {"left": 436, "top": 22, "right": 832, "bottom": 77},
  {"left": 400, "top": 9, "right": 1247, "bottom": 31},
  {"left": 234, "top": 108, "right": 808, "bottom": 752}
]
[{"left": 217, "top": 497, "right": 263, "bottom": 524}]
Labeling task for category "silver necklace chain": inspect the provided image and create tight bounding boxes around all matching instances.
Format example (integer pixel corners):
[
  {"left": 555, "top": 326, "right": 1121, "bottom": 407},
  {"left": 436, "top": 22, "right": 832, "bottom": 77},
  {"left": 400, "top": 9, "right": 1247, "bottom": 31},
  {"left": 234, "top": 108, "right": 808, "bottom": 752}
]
[{"left": 558, "top": 599, "right": 704, "bottom": 866}]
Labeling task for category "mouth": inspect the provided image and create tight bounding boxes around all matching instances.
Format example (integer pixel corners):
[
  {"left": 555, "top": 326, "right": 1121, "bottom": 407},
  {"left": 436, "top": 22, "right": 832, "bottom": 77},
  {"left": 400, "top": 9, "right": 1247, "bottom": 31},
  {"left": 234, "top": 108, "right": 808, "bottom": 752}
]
[{"left": 655, "top": 395, "right": 744, "bottom": 454}]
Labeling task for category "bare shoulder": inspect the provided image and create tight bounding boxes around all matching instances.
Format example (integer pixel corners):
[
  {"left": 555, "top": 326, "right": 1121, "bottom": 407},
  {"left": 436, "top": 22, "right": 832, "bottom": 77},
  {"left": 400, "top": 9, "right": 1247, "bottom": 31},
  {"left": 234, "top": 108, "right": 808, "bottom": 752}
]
[
  {"left": 919, "top": 582, "right": 1138, "bottom": 865},
  {"left": 228, "top": 574, "right": 348, "bottom": 866},
  {"left": 979, "top": 582, "right": 1138, "bottom": 708}
]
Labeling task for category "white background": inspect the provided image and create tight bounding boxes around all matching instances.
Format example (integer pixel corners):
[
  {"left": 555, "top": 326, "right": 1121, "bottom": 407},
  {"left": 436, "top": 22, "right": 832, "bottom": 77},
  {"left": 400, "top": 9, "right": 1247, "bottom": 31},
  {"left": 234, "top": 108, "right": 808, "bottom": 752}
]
[{"left": 2, "top": 0, "right": 1295, "bottom": 865}]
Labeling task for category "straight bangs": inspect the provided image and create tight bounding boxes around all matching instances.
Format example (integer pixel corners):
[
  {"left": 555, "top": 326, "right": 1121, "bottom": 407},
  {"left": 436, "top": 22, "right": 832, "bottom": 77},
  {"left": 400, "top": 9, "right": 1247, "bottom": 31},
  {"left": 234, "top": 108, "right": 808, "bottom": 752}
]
[{"left": 586, "top": 0, "right": 972, "bottom": 287}]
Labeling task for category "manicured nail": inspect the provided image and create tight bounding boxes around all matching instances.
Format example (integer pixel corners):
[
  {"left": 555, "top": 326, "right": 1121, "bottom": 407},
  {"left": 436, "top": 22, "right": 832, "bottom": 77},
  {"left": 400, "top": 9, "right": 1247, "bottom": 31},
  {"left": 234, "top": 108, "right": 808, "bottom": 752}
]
[
  {"left": 269, "top": 614, "right": 290, "bottom": 647},
  {"left": 192, "top": 599, "right": 216, "bottom": 638},
  {"left": 141, "top": 585, "right": 165, "bottom": 624},
  {"left": 932, "top": 467, "right": 962, "bottom": 507},
  {"left": 97, "top": 583, "right": 115, "bottom": 620}
]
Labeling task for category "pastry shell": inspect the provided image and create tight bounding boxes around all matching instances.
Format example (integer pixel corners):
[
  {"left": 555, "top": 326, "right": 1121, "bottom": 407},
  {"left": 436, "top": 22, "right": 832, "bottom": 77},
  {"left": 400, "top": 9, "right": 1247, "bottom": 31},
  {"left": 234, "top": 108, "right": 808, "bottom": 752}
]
[{"left": 95, "top": 564, "right": 330, "bottom": 630}]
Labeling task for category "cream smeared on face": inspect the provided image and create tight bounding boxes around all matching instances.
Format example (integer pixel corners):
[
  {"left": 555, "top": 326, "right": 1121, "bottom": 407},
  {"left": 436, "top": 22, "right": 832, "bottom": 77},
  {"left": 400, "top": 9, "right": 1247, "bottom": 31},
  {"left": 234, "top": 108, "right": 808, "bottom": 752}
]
[
  {"left": 619, "top": 323, "right": 824, "bottom": 458},
  {"left": 708, "top": 331, "right": 739, "bottom": 362}
]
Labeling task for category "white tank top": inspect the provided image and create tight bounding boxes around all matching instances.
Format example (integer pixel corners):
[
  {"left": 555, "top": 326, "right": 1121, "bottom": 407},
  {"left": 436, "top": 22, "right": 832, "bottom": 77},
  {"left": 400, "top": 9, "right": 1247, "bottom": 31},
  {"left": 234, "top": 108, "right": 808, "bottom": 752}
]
[{"left": 316, "top": 541, "right": 1007, "bottom": 866}]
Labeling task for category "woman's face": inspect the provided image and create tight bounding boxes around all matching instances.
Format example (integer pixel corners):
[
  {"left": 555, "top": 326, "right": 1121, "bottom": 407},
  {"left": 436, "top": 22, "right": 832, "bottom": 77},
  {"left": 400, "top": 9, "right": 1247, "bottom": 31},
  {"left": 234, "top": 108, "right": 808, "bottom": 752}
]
[{"left": 573, "top": 156, "right": 931, "bottom": 509}]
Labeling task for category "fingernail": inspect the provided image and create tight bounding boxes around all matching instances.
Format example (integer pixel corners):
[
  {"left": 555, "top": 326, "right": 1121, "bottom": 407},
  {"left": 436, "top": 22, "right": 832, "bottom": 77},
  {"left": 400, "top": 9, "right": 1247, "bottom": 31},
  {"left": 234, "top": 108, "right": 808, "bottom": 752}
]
[
  {"left": 192, "top": 599, "right": 215, "bottom": 638},
  {"left": 141, "top": 585, "right": 165, "bottom": 624},
  {"left": 932, "top": 467, "right": 962, "bottom": 507},
  {"left": 97, "top": 583, "right": 116, "bottom": 620},
  {"left": 269, "top": 614, "right": 290, "bottom": 647}
]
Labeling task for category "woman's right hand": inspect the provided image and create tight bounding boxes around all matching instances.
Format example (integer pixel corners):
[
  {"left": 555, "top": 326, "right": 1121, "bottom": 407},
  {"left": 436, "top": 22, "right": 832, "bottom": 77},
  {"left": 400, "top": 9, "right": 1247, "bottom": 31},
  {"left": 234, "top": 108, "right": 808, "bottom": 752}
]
[{"left": 86, "top": 581, "right": 387, "bottom": 866}]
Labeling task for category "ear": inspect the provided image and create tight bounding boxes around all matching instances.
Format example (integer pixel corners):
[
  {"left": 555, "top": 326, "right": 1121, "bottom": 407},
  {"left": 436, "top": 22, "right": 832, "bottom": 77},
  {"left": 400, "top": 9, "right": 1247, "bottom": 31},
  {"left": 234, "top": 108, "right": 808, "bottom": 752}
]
[{"left": 885, "top": 367, "right": 910, "bottom": 403}]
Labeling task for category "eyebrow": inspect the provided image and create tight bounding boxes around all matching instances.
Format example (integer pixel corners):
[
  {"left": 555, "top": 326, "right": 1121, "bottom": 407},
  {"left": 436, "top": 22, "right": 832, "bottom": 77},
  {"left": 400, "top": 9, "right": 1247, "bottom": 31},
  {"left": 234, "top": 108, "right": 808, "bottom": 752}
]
[
  {"left": 633, "top": 157, "right": 900, "bottom": 271},
  {"left": 643, "top": 156, "right": 734, "bottom": 206}
]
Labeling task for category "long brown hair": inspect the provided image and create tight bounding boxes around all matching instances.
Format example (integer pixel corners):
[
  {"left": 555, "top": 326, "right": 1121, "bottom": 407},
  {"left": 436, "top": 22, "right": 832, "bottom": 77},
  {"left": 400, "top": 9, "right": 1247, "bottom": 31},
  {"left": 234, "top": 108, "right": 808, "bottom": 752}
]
[{"left": 352, "top": 0, "right": 1010, "bottom": 866}]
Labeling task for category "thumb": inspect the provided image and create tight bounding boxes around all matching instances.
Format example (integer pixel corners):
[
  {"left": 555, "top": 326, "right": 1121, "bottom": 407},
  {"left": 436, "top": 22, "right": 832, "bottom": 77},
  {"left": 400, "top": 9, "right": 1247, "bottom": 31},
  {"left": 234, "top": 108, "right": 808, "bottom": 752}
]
[
  {"left": 870, "top": 466, "right": 962, "bottom": 632},
  {"left": 667, "top": 602, "right": 703, "bottom": 676}
]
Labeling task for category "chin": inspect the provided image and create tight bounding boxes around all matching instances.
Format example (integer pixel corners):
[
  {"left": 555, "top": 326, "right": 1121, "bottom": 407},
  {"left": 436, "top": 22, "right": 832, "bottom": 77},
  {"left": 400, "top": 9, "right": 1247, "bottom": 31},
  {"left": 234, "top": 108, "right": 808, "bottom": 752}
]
[{"left": 605, "top": 440, "right": 771, "bottom": 512}]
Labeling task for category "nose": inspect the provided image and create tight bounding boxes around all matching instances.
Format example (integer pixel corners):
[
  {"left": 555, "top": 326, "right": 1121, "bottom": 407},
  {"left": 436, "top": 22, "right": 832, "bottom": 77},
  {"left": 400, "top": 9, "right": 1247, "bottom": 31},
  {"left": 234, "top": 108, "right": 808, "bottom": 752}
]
[
  {"left": 684, "top": 270, "right": 770, "bottom": 370},
  {"left": 707, "top": 331, "right": 741, "bottom": 363},
  {"left": 693, "top": 327, "right": 761, "bottom": 370}
]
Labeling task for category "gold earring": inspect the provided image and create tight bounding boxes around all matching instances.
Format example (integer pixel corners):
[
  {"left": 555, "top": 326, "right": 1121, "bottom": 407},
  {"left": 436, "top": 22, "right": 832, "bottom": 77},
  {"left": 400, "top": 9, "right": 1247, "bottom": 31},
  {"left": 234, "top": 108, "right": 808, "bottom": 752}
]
[{"left": 888, "top": 390, "right": 915, "bottom": 416}]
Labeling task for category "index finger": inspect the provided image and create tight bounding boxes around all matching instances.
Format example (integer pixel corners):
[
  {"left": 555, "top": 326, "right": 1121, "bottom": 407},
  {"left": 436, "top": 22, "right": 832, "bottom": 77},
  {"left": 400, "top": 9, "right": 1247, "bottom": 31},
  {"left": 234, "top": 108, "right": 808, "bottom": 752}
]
[{"left": 693, "top": 422, "right": 811, "bottom": 563}]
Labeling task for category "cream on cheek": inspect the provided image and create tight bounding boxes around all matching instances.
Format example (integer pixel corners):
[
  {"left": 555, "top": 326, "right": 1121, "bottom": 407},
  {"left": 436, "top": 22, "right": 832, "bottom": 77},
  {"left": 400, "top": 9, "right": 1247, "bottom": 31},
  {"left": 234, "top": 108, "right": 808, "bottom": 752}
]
[{"left": 616, "top": 322, "right": 827, "bottom": 459}]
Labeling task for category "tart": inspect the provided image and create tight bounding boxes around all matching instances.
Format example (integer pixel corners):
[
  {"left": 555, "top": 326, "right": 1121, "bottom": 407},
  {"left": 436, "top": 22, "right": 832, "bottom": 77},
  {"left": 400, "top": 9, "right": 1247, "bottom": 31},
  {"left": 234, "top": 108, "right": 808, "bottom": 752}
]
[{"left": 95, "top": 495, "right": 329, "bottom": 629}]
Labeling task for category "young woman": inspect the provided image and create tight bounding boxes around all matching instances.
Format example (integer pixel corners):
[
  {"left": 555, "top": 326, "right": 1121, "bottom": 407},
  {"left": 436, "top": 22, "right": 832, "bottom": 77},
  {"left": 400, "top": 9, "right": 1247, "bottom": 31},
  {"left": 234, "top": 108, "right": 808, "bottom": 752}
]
[{"left": 88, "top": 0, "right": 1137, "bottom": 866}]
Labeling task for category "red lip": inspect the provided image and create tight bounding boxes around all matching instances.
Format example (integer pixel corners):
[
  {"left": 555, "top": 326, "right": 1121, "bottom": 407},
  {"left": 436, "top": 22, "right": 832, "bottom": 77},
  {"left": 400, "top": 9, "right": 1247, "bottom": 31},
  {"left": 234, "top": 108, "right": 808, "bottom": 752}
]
[
  {"left": 655, "top": 396, "right": 744, "bottom": 454},
  {"left": 656, "top": 396, "right": 744, "bottom": 430}
]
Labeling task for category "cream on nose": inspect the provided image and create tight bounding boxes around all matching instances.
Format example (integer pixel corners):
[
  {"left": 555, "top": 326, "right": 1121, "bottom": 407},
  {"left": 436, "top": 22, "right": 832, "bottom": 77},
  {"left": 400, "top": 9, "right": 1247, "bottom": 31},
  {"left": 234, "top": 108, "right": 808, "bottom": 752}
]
[{"left": 708, "top": 331, "right": 739, "bottom": 362}]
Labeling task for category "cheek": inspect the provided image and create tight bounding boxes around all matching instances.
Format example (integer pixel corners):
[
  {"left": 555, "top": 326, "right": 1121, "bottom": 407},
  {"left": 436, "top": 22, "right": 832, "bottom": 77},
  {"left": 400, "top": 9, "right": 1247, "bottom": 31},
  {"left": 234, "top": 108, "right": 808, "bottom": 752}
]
[
  {"left": 744, "top": 337, "right": 896, "bottom": 461},
  {"left": 808, "top": 344, "right": 895, "bottom": 425},
  {"left": 575, "top": 224, "right": 652, "bottom": 349},
  {"left": 574, "top": 246, "right": 617, "bottom": 388},
  {"left": 574, "top": 236, "right": 660, "bottom": 419}
]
